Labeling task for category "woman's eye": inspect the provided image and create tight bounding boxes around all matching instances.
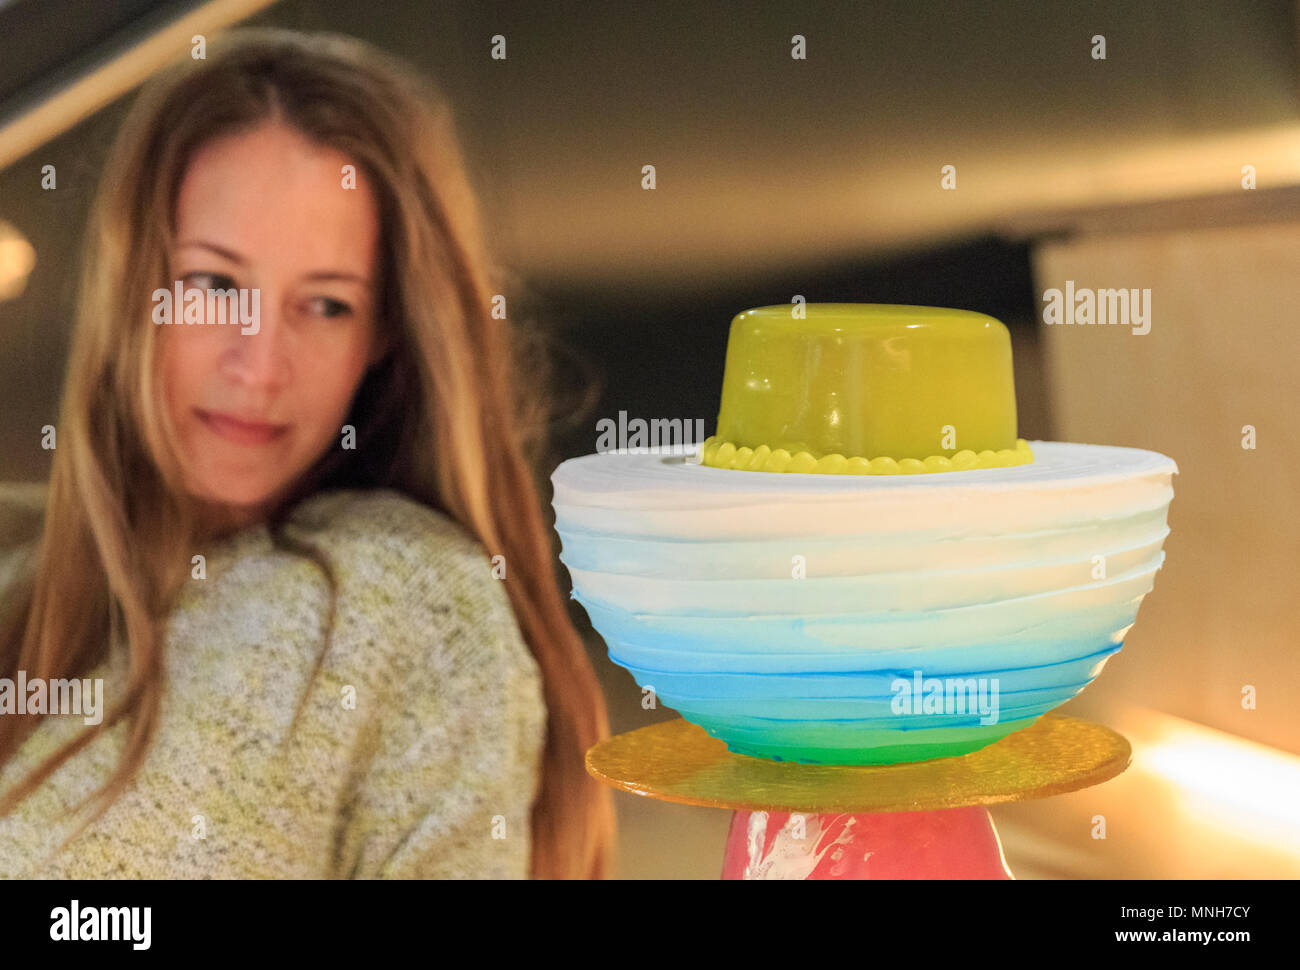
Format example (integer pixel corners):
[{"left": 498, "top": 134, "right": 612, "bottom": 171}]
[
  {"left": 182, "top": 272, "right": 236, "bottom": 291},
  {"left": 307, "top": 297, "right": 353, "bottom": 319}
]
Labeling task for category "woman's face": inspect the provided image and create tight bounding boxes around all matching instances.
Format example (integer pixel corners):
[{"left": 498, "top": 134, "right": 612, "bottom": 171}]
[{"left": 160, "top": 121, "right": 385, "bottom": 531}]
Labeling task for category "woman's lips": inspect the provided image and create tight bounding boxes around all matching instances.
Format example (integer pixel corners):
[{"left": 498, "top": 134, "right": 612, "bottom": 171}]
[{"left": 195, "top": 409, "right": 289, "bottom": 445}]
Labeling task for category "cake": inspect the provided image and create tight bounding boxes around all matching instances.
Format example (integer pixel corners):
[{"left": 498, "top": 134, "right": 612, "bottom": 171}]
[{"left": 551, "top": 304, "right": 1177, "bottom": 765}]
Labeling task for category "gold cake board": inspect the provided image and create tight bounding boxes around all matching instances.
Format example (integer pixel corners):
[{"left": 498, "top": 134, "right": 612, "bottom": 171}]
[
  {"left": 586, "top": 714, "right": 1130, "bottom": 878},
  {"left": 587, "top": 712, "right": 1129, "bottom": 813}
]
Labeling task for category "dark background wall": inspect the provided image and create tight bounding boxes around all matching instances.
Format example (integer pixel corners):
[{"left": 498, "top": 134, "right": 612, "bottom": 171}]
[{"left": 3, "top": 0, "right": 1297, "bottom": 480}]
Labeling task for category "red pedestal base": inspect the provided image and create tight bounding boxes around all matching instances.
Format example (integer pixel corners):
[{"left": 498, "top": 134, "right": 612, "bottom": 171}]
[{"left": 721, "top": 805, "right": 1013, "bottom": 879}]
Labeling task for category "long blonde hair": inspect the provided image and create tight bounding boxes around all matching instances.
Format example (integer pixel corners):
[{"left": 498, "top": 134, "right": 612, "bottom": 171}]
[{"left": 0, "top": 27, "right": 615, "bottom": 879}]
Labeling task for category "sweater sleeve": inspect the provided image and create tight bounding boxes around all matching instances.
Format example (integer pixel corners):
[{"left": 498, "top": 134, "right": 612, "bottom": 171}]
[{"left": 327, "top": 512, "right": 548, "bottom": 880}]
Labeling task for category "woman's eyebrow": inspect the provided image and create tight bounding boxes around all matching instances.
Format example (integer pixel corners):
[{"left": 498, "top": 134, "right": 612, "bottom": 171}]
[
  {"left": 176, "top": 239, "right": 245, "bottom": 264},
  {"left": 174, "top": 240, "right": 372, "bottom": 289},
  {"left": 304, "top": 270, "right": 374, "bottom": 290}
]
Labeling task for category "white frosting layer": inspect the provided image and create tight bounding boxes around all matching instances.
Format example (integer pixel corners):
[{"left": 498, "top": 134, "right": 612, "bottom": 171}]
[
  {"left": 552, "top": 441, "right": 1176, "bottom": 541},
  {"left": 549, "top": 439, "right": 1177, "bottom": 762},
  {"left": 553, "top": 442, "right": 1176, "bottom": 613}
]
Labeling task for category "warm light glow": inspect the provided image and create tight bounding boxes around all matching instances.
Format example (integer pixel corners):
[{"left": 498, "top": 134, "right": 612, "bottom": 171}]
[
  {"left": 1140, "top": 725, "right": 1300, "bottom": 853},
  {"left": 0, "top": 220, "right": 37, "bottom": 301}
]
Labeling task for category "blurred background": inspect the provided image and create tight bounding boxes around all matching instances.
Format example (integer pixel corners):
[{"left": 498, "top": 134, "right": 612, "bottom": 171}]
[{"left": 1, "top": 0, "right": 1297, "bottom": 878}]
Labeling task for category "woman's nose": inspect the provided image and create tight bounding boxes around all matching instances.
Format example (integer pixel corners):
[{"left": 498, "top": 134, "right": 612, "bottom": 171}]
[{"left": 220, "top": 291, "right": 290, "bottom": 387}]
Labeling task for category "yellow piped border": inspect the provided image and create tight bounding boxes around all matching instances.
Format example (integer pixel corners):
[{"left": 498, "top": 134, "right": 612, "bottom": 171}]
[{"left": 697, "top": 436, "right": 1034, "bottom": 474}]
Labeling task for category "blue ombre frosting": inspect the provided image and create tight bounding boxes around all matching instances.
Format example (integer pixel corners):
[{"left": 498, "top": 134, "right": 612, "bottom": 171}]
[{"left": 551, "top": 440, "right": 1177, "bottom": 765}]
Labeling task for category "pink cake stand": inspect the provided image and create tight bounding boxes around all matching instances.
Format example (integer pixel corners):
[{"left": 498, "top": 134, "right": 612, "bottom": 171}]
[{"left": 585, "top": 713, "right": 1130, "bottom": 879}]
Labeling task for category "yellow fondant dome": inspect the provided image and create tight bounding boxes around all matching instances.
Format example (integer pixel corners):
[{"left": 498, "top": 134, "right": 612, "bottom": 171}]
[{"left": 701, "top": 303, "right": 1033, "bottom": 474}]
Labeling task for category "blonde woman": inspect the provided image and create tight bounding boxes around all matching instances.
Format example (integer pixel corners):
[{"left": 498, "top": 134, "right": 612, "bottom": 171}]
[{"left": 0, "top": 28, "right": 615, "bottom": 879}]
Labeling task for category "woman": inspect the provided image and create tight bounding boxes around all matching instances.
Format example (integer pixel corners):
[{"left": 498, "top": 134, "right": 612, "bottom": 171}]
[{"left": 0, "top": 28, "right": 615, "bottom": 879}]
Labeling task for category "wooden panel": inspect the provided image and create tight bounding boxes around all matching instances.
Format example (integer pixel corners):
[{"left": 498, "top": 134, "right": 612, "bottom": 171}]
[{"left": 1033, "top": 221, "right": 1300, "bottom": 755}]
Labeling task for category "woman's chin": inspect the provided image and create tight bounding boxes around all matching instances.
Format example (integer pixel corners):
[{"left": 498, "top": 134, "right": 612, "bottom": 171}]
[{"left": 186, "top": 483, "right": 282, "bottom": 527}]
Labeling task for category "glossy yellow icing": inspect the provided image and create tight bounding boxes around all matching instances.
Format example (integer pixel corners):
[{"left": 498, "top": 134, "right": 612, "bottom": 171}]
[
  {"left": 709, "top": 304, "right": 1031, "bottom": 474},
  {"left": 699, "top": 435, "right": 1034, "bottom": 474}
]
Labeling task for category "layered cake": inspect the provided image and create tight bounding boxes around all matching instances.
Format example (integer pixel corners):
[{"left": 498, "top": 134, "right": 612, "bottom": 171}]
[{"left": 551, "top": 304, "right": 1177, "bottom": 765}]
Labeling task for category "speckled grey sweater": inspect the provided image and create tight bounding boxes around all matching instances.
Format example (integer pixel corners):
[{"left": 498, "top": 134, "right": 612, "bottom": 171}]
[{"left": 0, "top": 483, "right": 547, "bottom": 878}]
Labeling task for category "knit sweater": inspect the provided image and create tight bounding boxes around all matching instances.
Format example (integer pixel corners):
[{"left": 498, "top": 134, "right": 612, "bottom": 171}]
[{"left": 0, "top": 482, "right": 547, "bottom": 879}]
